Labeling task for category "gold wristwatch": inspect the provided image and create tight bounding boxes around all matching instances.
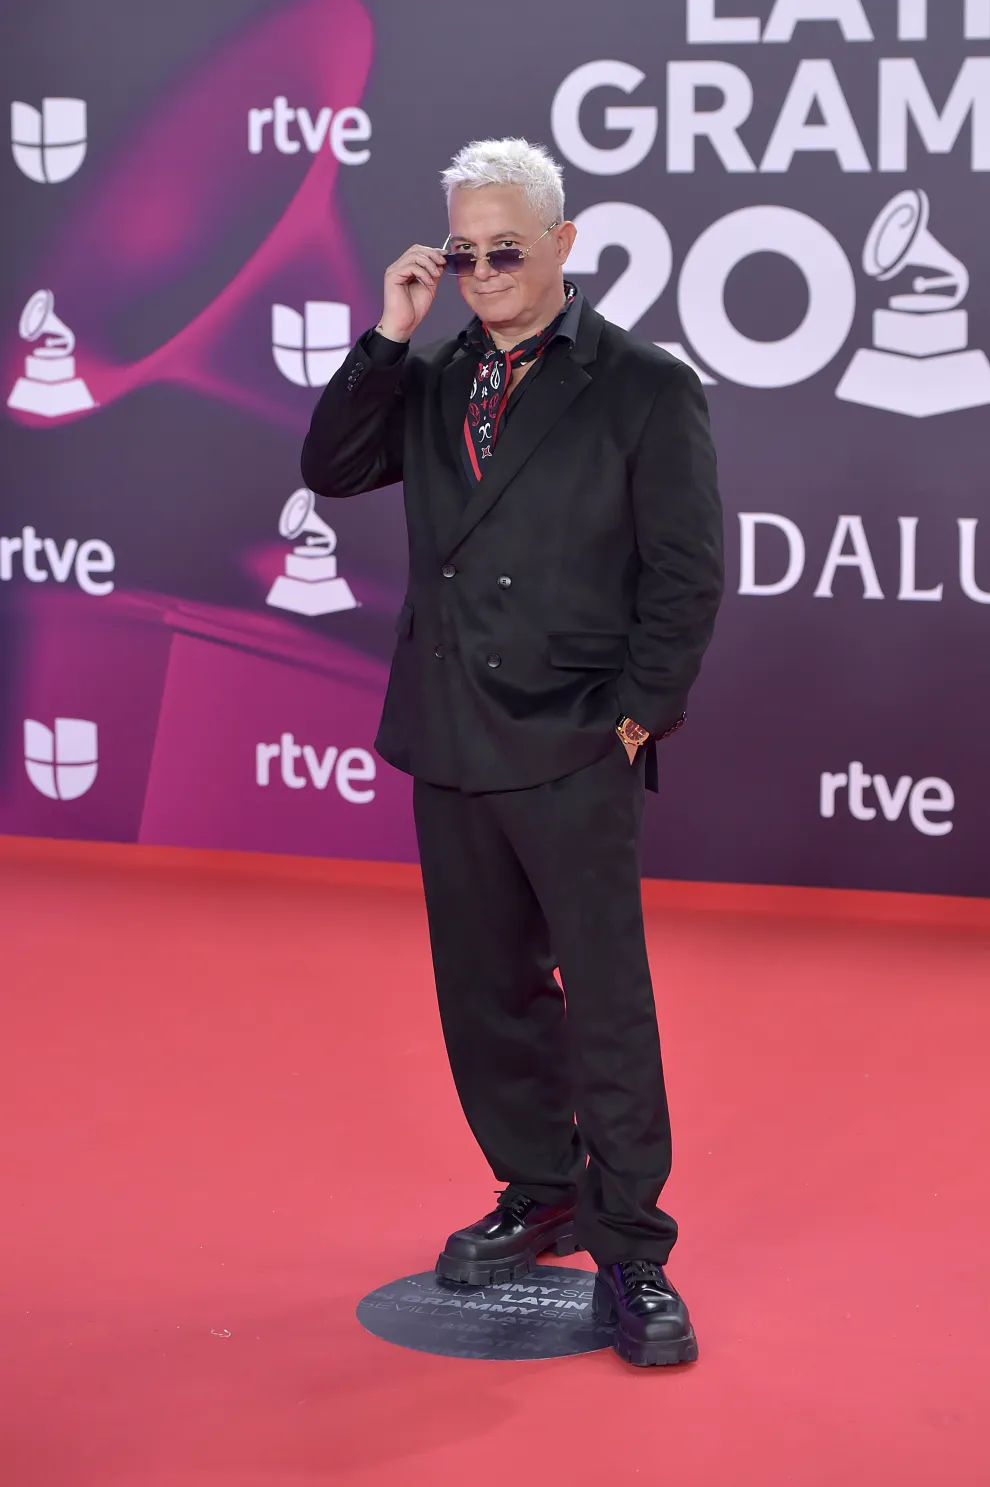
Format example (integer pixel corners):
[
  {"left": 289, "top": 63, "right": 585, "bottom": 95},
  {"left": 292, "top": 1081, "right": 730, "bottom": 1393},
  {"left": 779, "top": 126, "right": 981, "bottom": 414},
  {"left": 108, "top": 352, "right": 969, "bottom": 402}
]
[{"left": 616, "top": 715, "right": 650, "bottom": 747}]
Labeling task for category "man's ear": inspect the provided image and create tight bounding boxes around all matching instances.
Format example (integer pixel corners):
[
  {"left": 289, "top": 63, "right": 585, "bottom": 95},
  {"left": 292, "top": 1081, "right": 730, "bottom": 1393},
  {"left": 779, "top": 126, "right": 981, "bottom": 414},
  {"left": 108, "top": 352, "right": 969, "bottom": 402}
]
[{"left": 556, "top": 220, "right": 577, "bottom": 264}]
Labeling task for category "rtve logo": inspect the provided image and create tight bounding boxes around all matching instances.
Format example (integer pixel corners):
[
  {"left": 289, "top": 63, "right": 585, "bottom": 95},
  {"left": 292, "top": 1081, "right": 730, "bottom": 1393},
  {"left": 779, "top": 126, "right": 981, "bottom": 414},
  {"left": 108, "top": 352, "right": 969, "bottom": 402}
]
[
  {"left": 820, "top": 762, "right": 954, "bottom": 837},
  {"left": 11, "top": 98, "right": 87, "bottom": 183},
  {"left": 24, "top": 718, "right": 98, "bottom": 800},
  {"left": 255, "top": 734, "right": 376, "bottom": 803},
  {"left": 0, "top": 526, "right": 115, "bottom": 594},
  {"left": 247, "top": 97, "right": 371, "bottom": 163}
]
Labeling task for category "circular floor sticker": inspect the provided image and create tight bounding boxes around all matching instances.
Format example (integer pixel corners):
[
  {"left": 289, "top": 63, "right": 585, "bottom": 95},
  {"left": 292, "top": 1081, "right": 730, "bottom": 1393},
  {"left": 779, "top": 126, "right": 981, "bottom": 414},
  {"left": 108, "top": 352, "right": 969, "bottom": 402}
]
[{"left": 356, "top": 1265, "right": 614, "bottom": 1360}]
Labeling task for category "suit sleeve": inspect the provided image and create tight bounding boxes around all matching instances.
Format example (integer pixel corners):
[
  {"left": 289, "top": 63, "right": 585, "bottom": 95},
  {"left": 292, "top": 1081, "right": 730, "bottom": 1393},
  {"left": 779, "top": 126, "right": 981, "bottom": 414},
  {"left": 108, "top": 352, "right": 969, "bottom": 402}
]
[
  {"left": 300, "top": 329, "right": 408, "bottom": 498},
  {"left": 617, "top": 362, "right": 724, "bottom": 739}
]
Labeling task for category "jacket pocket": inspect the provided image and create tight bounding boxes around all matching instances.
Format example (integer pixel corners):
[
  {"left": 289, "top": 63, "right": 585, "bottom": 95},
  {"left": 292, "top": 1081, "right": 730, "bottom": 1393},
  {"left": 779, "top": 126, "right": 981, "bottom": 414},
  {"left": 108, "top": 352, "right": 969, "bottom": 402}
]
[
  {"left": 547, "top": 631, "right": 627, "bottom": 670},
  {"left": 394, "top": 600, "right": 414, "bottom": 638}
]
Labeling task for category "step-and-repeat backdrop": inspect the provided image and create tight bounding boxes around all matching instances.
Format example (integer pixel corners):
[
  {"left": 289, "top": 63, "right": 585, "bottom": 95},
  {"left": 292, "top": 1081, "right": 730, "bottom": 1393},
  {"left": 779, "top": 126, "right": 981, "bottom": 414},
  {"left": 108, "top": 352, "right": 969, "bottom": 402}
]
[{"left": 2, "top": 0, "right": 988, "bottom": 894}]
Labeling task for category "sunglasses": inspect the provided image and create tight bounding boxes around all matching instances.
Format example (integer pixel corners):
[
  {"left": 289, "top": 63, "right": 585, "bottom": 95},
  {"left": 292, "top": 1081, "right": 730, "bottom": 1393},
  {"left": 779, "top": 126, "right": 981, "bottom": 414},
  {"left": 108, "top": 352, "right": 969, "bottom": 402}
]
[{"left": 441, "top": 222, "right": 560, "bottom": 277}]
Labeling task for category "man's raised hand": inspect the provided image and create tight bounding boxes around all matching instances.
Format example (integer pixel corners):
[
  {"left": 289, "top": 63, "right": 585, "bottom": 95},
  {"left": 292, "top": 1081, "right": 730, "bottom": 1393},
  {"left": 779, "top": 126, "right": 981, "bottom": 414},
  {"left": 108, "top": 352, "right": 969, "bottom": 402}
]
[{"left": 378, "top": 244, "right": 447, "bottom": 343}]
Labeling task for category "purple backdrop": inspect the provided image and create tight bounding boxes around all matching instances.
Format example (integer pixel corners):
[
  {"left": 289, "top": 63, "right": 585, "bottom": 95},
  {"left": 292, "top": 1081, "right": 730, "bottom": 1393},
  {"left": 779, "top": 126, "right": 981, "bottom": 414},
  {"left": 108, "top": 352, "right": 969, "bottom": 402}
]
[{"left": 2, "top": 0, "right": 988, "bottom": 895}]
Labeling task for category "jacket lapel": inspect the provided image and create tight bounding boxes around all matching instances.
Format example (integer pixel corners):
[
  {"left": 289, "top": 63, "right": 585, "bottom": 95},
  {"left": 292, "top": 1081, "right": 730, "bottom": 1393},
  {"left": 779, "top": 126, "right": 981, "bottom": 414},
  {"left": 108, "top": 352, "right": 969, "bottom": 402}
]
[
  {"left": 441, "top": 340, "right": 593, "bottom": 560},
  {"left": 439, "top": 346, "right": 477, "bottom": 479}
]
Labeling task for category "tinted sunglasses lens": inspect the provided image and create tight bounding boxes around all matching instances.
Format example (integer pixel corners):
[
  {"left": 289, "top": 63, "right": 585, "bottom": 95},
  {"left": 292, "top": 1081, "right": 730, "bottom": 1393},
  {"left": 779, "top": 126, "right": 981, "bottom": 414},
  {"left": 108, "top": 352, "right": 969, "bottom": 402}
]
[
  {"left": 444, "top": 253, "right": 476, "bottom": 276},
  {"left": 486, "top": 248, "right": 526, "bottom": 272}
]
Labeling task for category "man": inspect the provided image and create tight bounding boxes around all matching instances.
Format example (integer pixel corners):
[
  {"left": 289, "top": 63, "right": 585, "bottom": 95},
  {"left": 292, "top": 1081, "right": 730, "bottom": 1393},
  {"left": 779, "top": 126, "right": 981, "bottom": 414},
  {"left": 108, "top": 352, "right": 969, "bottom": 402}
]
[{"left": 301, "top": 139, "right": 723, "bottom": 1368}]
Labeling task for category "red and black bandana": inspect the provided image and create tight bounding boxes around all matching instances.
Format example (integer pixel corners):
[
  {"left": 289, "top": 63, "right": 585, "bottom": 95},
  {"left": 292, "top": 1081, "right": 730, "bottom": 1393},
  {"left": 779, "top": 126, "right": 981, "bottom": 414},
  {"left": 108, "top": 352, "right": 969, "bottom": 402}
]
[{"left": 463, "top": 284, "right": 576, "bottom": 481}]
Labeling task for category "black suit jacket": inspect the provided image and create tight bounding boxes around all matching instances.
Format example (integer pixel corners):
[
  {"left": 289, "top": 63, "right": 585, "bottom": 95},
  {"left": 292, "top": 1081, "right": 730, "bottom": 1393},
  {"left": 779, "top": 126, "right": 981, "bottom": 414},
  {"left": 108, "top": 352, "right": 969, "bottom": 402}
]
[{"left": 300, "top": 295, "right": 724, "bottom": 794}]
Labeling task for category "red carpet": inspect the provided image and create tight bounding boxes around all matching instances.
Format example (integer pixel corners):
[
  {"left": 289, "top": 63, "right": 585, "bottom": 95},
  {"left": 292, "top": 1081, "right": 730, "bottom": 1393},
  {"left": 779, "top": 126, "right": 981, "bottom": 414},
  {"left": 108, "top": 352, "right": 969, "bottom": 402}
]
[{"left": 1, "top": 836, "right": 988, "bottom": 1486}]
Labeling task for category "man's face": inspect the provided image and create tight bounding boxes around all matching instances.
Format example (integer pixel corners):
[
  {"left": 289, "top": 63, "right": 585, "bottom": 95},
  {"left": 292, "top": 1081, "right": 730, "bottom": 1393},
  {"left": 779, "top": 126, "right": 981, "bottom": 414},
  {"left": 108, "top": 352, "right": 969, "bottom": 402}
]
[{"left": 446, "top": 185, "right": 572, "bottom": 327}]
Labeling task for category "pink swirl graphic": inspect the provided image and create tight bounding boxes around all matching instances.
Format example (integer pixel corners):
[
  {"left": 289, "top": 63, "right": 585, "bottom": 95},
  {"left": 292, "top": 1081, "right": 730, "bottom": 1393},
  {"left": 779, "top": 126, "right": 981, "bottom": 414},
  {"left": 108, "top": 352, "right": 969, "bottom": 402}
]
[{"left": 5, "top": 0, "right": 375, "bottom": 427}]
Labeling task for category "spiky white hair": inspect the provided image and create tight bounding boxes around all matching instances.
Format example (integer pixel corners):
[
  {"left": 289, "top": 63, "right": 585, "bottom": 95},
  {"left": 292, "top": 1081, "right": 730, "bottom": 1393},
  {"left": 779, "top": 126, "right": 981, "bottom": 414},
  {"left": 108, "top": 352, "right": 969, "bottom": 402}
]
[{"left": 441, "top": 138, "right": 565, "bottom": 226}]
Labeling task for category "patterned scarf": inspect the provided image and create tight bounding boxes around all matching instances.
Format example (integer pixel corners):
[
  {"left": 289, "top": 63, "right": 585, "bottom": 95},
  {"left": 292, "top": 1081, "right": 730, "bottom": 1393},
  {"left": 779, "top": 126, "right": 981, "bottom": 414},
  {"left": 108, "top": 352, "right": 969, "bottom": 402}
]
[{"left": 463, "top": 284, "right": 576, "bottom": 481}]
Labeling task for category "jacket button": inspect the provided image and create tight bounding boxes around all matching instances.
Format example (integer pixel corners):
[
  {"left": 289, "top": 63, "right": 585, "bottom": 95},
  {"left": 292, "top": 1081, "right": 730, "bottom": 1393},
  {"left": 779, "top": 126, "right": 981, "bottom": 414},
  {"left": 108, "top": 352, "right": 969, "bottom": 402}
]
[
  {"left": 435, "top": 645, "right": 444, "bottom": 659},
  {"left": 442, "top": 564, "right": 456, "bottom": 578},
  {"left": 486, "top": 653, "right": 501, "bottom": 668},
  {"left": 496, "top": 574, "right": 512, "bottom": 588}
]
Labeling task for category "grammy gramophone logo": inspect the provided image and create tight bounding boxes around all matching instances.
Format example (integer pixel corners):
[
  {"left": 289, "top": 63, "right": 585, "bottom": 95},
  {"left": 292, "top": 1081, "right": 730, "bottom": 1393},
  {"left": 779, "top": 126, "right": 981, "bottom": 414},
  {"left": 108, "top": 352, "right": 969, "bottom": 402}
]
[
  {"left": 837, "top": 190, "right": 990, "bottom": 419},
  {"left": 266, "top": 487, "right": 357, "bottom": 617},
  {"left": 7, "top": 290, "right": 96, "bottom": 418}
]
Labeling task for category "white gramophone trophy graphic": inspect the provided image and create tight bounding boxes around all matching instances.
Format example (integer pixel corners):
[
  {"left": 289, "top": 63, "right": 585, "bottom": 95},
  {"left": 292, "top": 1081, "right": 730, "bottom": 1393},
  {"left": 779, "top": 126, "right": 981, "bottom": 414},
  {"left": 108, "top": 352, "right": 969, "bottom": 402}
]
[
  {"left": 836, "top": 189, "right": 990, "bottom": 418},
  {"left": 266, "top": 487, "right": 358, "bottom": 617},
  {"left": 7, "top": 289, "right": 97, "bottom": 417}
]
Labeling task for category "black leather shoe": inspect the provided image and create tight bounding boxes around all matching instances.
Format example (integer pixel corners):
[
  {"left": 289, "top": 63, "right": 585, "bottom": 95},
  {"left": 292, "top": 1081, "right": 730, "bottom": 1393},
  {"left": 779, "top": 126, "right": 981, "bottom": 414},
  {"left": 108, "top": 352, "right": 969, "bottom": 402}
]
[
  {"left": 593, "top": 1260, "right": 698, "bottom": 1366},
  {"left": 435, "top": 1188, "right": 580, "bottom": 1286}
]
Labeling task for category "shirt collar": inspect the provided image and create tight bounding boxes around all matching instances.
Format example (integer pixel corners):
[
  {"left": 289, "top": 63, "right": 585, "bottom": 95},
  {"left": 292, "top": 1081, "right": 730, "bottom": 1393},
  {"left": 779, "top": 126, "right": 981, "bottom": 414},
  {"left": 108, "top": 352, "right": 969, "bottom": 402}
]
[
  {"left": 458, "top": 281, "right": 584, "bottom": 354},
  {"left": 555, "top": 281, "right": 583, "bottom": 345}
]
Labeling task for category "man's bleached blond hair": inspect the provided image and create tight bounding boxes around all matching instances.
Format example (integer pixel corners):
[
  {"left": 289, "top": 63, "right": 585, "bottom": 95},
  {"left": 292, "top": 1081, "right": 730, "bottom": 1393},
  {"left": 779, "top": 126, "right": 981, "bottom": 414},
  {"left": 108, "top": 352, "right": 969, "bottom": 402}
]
[{"left": 441, "top": 138, "right": 565, "bottom": 227}]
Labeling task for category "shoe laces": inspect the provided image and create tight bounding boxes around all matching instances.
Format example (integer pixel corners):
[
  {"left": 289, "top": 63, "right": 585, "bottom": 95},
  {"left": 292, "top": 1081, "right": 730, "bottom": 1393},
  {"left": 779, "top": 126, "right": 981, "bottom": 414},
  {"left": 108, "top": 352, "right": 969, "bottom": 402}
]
[
  {"left": 618, "top": 1259, "right": 670, "bottom": 1291},
  {"left": 496, "top": 1188, "right": 535, "bottom": 1218}
]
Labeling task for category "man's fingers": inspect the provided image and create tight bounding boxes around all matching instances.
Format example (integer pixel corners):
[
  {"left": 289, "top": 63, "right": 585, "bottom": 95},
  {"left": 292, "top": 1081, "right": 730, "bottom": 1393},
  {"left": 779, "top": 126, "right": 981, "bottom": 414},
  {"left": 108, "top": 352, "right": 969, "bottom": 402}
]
[
  {"left": 387, "top": 246, "right": 446, "bottom": 281},
  {"left": 406, "top": 252, "right": 444, "bottom": 281},
  {"left": 412, "top": 253, "right": 445, "bottom": 279},
  {"left": 409, "top": 244, "right": 447, "bottom": 266},
  {"left": 391, "top": 267, "right": 441, "bottom": 292}
]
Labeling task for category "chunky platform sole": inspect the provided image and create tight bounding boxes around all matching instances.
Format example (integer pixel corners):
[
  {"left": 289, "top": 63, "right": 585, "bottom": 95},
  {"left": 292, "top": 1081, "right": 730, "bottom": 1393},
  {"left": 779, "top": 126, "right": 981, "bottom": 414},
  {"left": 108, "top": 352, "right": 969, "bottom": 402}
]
[
  {"left": 435, "top": 1224, "right": 581, "bottom": 1287},
  {"left": 592, "top": 1275, "right": 699, "bottom": 1367}
]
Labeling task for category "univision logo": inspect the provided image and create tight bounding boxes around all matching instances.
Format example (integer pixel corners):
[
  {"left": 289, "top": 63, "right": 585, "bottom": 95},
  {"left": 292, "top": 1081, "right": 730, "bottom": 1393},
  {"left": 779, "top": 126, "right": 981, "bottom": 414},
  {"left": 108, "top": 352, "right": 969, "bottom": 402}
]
[
  {"left": 11, "top": 99, "right": 87, "bottom": 184},
  {"left": 272, "top": 301, "right": 350, "bottom": 387},
  {"left": 24, "top": 718, "right": 98, "bottom": 800}
]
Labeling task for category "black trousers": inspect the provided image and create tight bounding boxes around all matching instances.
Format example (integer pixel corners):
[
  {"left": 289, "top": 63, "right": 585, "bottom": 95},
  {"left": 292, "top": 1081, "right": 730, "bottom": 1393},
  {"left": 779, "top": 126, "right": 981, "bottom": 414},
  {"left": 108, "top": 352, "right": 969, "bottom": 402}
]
[{"left": 412, "top": 739, "right": 677, "bottom": 1266}]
